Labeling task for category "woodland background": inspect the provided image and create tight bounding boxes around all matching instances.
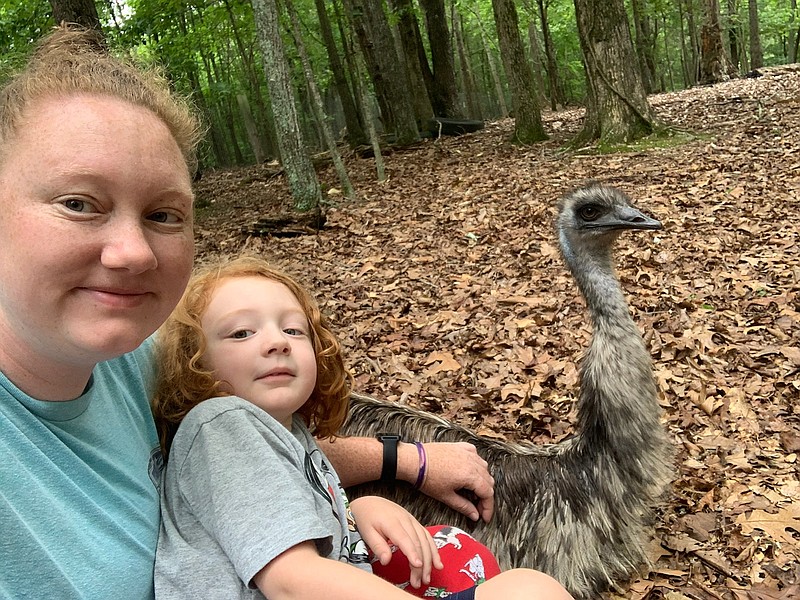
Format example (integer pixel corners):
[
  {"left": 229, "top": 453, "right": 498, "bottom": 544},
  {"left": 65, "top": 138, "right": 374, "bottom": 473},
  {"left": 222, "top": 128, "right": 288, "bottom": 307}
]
[{"left": 2, "top": 0, "right": 799, "bottom": 599}]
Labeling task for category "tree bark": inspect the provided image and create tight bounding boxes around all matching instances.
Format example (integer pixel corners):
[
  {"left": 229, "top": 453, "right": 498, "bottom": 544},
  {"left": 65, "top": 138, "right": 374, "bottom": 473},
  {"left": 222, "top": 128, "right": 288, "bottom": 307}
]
[
  {"left": 314, "top": 0, "right": 367, "bottom": 147},
  {"left": 418, "top": 0, "right": 463, "bottom": 118},
  {"left": 536, "top": 0, "right": 563, "bottom": 110},
  {"left": 491, "top": 0, "right": 547, "bottom": 144},
  {"left": 573, "top": 0, "right": 657, "bottom": 145},
  {"left": 285, "top": 0, "right": 355, "bottom": 199},
  {"left": 789, "top": 0, "right": 798, "bottom": 63},
  {"left": 526, "top": 18, "right": 549, "bottom": 109},
  {"left": 453, "top": 9, "right": 482, "bottom": 119},
  {"left": 631, "top": 0, "right": 656, "bottom": 93},
  {"left": 251, "top": 0, "right": 323, "bottom": 211},
  {"left": 727, "top": 0, "right": 741, "bottom": 71},
  {"left": 343, "top": 0, "right": 419, "bottom": 144},
  {"left": 699, "top": 0, "right": 735, "bottom": 84},
  {"left": 390, "top": 0, "right": 435, "bottom": 123},
  {"left": 747, "top": 0, "right": 763, "bottom": 69},
  {"left": 48, "top": 0, "right": 102, "bottom": 31}
]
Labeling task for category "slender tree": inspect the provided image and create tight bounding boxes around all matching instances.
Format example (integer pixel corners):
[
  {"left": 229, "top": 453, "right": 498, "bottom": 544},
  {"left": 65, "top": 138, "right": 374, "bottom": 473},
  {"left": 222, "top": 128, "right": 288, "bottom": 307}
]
[
  {"left": 789, "top": 0, "right": 798, "bottom": 63},
  {"left": 573, "top": 0, "right": 658, "bottom": 145},
  {"left": 284, "top": 0, "right": 355, "bottom": 199},
  {"left": 699, "top": 0, "right": 735, "bottom": 83},
  {"left": 747, "top": 0, "right": 763, "bottom": 69},
  {"left": 536, "top": 0, "right": 563, "bottom": 110},
  {"left": 631, "top": 0, "right": 657, "bottom": 93},
  {"left": 343, "top": 0, "right": 419, "bottom": 144},
  {"left": 313, "top": 0, "right": 366, "bottom": 147},
  {"left": 492, "top": 0, "right": 547, "bottom": 143},
  {"left": 418, "top": 0, "right": 464, "bottom": 117},
  {"left": 251, "top": 0, "right": 323, "bottom": 211},
  {"left": 390, "top": 0, "right": 435, "bottom": 123}
]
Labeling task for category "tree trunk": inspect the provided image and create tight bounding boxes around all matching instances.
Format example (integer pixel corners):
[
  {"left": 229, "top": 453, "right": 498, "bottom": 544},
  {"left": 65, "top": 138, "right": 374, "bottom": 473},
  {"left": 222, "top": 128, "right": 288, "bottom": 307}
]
[
  {"left": 251, "top": 0, "right": 322, "bottom": 211},
  {"left": 222, "top": 0, "right": 274, "bottom": 159},
  {"left": 727, "top": 0, "right": 741, "bottom": 70},
  {"left": 536, "top": 0, "right": 563, "bottom": 110},
  {"left": 747, "top": 0, "right": 763, "bottom": 69},
  {"left": 418, "top": 0, "right": 463, "bottom": 118},
  {"left": 343, "top": 0, "right": 419, "bottom": 144},
  {"left": 790, "top": 0, "right": 798, "bottom": 63},
  {"left": 631, "top": 0, "right": 656, "bottom": 94},
  {"left": 492, "top": 0, "right": 547, "bottom": 144},
  {"left": 48, "top": 0, "right": 102, "bottom": 30},
  {"left": 573, "top": 0, "right": 657, "bottom": 145},
  {"left": 526, "top": 18, "right": 549, "bottom": 109},
  {"left": 285, "top": 0, "right": 355, "bottom": 199},
  {"left": 390, "top": 0, "right": 435, "bottom": 123},
  {"left": 314, "top": 0, "right": 367, "bottom": 147},
  {"left": 477, "top": 21, "right": 509, "bottom": 117},
  {"left": 454, "top": 9, "right": 482, "bottom": 119},
  {"left": 236, "top": 94, "right": 265, "bottom": 164},
  {"left": 699, "top": 0, "right": 735, "bottom": 84},
  {"left": 681, "top": 0, "right": 700, "bottom": 85}
]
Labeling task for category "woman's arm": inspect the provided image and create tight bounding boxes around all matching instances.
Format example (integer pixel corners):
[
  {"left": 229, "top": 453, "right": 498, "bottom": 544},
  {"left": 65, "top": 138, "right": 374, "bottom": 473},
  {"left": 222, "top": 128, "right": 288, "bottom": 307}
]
[
  {"left": 253, "top": 541, "right": 418, "bottom": 600},
  {"left": 318, "top": 437, "right": 495, "bottom": 522}
]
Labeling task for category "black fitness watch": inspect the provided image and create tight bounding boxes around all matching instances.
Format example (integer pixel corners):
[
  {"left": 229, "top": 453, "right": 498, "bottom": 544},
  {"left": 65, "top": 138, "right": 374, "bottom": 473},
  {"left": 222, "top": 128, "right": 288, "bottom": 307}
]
[{"left": 377, "top": 433, "right": 402, "bottom": 483}]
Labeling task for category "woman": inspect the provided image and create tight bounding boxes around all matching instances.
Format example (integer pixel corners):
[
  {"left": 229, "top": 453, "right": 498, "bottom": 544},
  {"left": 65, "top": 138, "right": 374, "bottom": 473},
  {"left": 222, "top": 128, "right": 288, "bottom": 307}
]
[{"left": 0, "top": 26, "right": 493, "bottom": 598}]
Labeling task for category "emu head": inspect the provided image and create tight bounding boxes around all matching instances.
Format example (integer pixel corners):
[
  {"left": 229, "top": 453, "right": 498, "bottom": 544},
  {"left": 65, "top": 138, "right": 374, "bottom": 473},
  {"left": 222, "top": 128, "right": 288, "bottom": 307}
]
[{"left": 557, "top": 184, "right": 662, "bottom": 267}]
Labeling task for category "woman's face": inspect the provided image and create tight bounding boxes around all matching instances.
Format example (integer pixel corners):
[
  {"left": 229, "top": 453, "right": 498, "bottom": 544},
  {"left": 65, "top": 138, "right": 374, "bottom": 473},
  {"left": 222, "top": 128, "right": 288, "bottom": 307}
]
[{"left": 0, "top": 94, "right": 194, "bottom": 394}]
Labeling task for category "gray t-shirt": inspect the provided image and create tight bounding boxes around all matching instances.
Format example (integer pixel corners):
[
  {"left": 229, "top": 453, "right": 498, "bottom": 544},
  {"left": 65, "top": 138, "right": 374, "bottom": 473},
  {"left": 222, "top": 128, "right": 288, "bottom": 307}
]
[{"left": 155, "top": 396, "right": 371, "bottom": 599}]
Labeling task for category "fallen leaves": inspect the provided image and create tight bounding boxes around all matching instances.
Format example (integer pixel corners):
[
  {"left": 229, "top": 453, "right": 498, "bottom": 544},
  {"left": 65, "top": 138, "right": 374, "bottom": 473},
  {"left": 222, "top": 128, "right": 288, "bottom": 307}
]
[{"left": 193, "top": 65, "right": 800, "bottom": 598}]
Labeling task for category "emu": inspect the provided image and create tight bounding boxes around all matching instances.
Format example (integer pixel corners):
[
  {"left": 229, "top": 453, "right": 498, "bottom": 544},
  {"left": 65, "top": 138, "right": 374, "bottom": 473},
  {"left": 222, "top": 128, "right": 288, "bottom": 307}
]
[{"left": 340, "top": 184, "right": 673, "bottom": 599}]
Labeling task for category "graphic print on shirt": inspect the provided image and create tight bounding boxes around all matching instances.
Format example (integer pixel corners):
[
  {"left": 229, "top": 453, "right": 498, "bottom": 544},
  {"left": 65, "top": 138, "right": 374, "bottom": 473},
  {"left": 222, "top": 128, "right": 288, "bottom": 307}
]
[{"left": 304, "top": 448, "right": 370, "bottom": 567}]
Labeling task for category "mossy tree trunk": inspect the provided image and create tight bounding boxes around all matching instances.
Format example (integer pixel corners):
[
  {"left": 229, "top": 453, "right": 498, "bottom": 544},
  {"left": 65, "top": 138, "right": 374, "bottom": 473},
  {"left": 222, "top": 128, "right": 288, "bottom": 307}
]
[
  {"left": 251, "top": 0, "right": 322, "bottom": 211},
  {"left": 573, "top": 0, "right": 658, "bottom": 147},
  {"left": 491, "top": 0, "right": 547, "bottom": 144}
]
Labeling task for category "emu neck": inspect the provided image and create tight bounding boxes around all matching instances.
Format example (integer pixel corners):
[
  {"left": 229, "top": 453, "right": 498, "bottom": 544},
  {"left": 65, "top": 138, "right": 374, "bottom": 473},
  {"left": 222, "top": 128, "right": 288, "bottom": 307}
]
[{"left": 562, "top": 236, "right": 660, "bottom": 451}]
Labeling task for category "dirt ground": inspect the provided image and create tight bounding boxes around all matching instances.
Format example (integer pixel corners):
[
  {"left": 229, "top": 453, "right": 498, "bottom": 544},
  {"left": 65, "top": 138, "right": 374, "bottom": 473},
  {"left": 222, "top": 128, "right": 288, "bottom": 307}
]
[{"left": 192, "top": 67, "right": 800, "bottom": 599}]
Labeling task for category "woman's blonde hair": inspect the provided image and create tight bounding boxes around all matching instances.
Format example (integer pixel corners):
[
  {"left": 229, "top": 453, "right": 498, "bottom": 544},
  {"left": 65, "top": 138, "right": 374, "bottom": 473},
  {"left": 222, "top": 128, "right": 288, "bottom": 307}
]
[
  {"left": 153, "top": 256, "right": 352, "bottom": 455},
  {"left": 0, "top": 24, "right": 203, "bottom": 173}
]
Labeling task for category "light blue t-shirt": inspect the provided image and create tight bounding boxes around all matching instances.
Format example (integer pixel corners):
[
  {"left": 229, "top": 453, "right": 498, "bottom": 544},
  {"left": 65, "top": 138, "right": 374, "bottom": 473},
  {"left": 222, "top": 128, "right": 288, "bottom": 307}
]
[{"left": 0, "top": 338, "right": 162, "bottom": 599}]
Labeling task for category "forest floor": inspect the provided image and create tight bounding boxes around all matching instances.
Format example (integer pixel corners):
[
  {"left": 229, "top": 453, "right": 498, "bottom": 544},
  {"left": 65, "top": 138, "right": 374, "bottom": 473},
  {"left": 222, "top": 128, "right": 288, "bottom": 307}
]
[{"left": 193, "top": 67, "right": 799, "bottom": 600}]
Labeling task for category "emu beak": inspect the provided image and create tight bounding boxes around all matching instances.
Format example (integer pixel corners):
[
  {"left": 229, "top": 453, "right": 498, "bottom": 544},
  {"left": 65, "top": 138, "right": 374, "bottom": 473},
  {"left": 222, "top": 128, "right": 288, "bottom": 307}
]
[{"left": 613, "top": 205, "right": 662, "bottom": 231}]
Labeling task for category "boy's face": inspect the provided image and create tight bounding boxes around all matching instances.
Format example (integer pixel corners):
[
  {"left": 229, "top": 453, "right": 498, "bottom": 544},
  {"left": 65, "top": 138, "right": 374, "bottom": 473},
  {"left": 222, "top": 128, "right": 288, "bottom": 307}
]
[{"left": 201, "top": 276, "right": 318, "bottom": 428}]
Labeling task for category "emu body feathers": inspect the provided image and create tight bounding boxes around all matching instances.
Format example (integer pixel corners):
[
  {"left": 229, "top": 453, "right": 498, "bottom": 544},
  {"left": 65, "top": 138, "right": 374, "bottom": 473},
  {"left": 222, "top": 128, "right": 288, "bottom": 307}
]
[{"left": 340, "top": 185, "right": 673, "bottom": 599}]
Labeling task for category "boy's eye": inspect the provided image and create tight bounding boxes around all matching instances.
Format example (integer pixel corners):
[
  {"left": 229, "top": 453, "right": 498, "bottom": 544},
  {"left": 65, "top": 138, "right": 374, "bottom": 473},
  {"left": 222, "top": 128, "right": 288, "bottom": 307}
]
[
  {"left": 284, "top": 328, "right": 306, "bottom": 336},
  {"left": 230, "top": 329, "right": 254, "bottom": 339}
]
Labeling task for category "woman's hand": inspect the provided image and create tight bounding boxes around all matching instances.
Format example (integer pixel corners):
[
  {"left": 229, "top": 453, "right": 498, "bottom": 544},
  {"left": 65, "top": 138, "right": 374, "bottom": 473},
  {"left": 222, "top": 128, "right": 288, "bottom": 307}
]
[
  {"left": 398, "top": 441, "right": 495, "bottom": 523},
  {"left": 349, "top": 496, "right": 443, "bottom": 589}
]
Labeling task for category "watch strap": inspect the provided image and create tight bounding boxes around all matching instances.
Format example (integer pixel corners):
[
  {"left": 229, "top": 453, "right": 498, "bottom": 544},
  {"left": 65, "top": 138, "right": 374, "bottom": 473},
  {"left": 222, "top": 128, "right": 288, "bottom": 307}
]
[{"left": 377, "top": 433, "right": 401, "bottom": 483}]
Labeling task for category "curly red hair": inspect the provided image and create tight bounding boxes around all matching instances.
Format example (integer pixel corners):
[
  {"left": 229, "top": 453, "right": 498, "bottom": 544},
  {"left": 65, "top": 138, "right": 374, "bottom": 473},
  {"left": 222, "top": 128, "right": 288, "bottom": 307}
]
[{"left": 152, "top": 256, "right": 352, "bottom": 455}]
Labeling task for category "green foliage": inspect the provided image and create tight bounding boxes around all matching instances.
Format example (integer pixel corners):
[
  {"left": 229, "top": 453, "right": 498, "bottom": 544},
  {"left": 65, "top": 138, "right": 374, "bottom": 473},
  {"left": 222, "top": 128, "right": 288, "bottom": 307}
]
[
  {"left": 0, "top": 0, "right": 53, "bottom": 81},
  {"left": 1, "top": 0, "right": 796, "bottom": 167}
]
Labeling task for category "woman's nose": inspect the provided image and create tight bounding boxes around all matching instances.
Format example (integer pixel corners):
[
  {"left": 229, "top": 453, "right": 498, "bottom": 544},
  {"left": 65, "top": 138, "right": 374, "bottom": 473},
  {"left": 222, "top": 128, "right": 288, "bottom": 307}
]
[{"left": 100, "top": 220, "right": 158, "bottom": 273}]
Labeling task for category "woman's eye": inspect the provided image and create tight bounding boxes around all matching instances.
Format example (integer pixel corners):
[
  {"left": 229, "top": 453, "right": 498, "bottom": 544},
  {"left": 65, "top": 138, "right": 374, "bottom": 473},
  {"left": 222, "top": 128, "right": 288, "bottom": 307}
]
[
  {"left": 148, "top": 211, "right": 181, "bottom": 224},
  {"left": 62, "top": 198, "right": 94, "bottom": 213}
]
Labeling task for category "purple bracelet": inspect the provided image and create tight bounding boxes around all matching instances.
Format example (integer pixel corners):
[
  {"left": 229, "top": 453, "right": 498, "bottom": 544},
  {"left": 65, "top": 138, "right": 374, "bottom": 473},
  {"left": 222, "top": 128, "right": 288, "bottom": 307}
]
[{"left": 413, "top": 442, "right": 427, "bottom": 490}]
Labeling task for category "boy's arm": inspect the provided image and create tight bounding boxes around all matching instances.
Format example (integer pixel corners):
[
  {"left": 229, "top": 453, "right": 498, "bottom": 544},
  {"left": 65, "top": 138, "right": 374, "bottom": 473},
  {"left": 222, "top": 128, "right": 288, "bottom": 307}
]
[
  {"left": 318, "top": 436, "right": 495, "bottom": 522},
  {"left": 253, "top": 541, "right": 417, "bottom": 600}
]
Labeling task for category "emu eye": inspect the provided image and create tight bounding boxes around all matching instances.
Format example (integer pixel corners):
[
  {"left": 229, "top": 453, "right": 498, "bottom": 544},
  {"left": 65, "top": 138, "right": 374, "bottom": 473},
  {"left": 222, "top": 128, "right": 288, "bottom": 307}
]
[{"left": 578, "top": 204, "right": 602, "bottom": 221}]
